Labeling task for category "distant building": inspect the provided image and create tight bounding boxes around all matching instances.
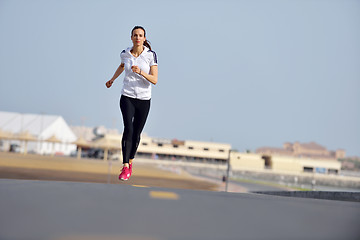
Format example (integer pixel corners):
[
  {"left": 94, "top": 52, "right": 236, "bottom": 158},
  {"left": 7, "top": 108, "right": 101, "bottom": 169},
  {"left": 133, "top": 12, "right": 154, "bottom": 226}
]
[
  {"left": 0, "top": 111, "right": 76, "bottom": 155},
  {"left": 70, "top": 125, "right": 119, "bottom": 141},
  {"left": 230, "top": 151, "right": 341, "bottom": 175},
  {"left": 1, "top": 110, "right": 341, "bottom": 175},
  {"left": 256, "top": 141, "right": 345, "bottom": 160},
  {"left": 138, "top": 134, "right": 231, "bottom": 164},
  {"left": 95, "top": 134, "right": 342, "bottom": 174},
  {"left": 101, "top": 133, "right": 232, "bottom": 164}
]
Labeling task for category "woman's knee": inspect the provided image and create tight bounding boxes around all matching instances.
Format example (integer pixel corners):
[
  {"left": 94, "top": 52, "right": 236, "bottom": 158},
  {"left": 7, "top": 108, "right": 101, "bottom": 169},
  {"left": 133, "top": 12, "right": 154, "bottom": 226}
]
[{"left": 122, "top": 127, "right": 134, "bottom": 140}]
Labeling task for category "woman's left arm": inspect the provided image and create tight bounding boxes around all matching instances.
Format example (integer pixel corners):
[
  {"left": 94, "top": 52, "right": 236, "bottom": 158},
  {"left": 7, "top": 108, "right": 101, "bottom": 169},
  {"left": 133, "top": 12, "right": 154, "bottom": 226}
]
[{"left": 131, "top": 65, "right": 158, "bottom": 85}]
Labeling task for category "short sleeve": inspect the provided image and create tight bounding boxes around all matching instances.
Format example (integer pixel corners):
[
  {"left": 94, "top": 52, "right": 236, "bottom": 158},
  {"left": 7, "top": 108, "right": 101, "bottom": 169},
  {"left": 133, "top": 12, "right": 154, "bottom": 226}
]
[
  {"left": 149, "top": 50, "right": 158, "bottom": 66},
  {"left": 120, "top": 50, "right": 126, "bottom": 64}
]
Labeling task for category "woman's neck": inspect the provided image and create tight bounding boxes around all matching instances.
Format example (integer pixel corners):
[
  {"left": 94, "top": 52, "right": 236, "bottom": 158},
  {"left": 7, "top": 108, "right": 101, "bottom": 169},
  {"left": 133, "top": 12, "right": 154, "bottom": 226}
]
[{"left": 131, "top": 45, "right": 144, "bottom": 57}]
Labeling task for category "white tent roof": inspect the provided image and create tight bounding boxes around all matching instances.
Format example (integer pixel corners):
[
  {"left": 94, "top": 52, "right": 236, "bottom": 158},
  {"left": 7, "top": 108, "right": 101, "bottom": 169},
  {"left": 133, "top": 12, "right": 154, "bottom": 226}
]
[
  {"left": 0, "top": 111, "right": 76, "bottom": 142},
  {"left": 0, "top": 111, "right": 58, "bottom": 135}
]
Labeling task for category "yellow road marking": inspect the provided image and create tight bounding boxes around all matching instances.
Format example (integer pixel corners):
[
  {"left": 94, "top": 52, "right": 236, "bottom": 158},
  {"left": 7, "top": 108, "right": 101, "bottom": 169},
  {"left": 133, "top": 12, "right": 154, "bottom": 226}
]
[
  {"left": 132, "top": 185, "right": 148, "bottom": 188},
  {"left": 149, "top": 191, "right": 179, "bottom": 200},
  {"left": 54, "top": 235, "right": 160, "bottom": 240}
]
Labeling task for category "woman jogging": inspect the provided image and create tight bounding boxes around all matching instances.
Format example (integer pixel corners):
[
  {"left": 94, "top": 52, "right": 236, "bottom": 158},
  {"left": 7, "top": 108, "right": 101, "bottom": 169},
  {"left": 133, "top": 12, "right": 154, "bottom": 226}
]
[{"left": 106, "top": 26, "right": 158, "bottom": 181}]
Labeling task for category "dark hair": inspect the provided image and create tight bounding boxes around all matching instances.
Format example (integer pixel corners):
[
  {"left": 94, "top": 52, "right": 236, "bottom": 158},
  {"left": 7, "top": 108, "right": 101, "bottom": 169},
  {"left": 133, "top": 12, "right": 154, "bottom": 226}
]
[{"left": 131, "top": 26, "right": 152, "bottom": 51}]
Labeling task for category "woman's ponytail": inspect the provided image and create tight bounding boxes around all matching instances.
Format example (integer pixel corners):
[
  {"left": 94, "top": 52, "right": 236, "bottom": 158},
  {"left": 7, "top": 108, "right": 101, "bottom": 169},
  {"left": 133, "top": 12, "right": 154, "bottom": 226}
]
[{"left": 143, "top": 39, "right": 152, "bottom": 51}]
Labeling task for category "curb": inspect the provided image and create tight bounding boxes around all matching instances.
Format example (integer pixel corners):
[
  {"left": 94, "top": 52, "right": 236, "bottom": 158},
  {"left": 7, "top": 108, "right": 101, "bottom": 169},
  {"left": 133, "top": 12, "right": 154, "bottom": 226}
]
[{"left": 252, "top": 191, "right": 360, "bottom": 202}]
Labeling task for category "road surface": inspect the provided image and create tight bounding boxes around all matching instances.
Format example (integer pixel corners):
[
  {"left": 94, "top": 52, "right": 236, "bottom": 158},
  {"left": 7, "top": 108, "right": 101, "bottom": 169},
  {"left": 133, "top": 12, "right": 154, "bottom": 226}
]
[{"left": 0, "top": 179, "right": 359, "bottom": 240}]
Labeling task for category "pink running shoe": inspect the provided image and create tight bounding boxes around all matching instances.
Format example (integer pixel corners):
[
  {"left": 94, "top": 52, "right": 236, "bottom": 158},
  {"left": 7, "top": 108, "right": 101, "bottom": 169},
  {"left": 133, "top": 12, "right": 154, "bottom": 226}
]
[{"left": 119, "top": 166, "right": 131, "bottom": 181}]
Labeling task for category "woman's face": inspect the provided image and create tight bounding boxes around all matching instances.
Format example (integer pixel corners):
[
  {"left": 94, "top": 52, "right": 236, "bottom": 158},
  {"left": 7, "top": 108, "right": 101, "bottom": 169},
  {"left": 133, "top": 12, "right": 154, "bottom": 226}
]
[{"left": 131, "top": 28, "right": 146, "bottom": 47}]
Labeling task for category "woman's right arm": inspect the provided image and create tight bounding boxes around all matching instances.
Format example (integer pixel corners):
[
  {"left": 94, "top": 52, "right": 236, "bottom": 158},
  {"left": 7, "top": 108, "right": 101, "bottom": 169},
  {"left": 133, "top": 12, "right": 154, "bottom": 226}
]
[{"left": 106, "top": 63, "right": 125, "bottom": 88}]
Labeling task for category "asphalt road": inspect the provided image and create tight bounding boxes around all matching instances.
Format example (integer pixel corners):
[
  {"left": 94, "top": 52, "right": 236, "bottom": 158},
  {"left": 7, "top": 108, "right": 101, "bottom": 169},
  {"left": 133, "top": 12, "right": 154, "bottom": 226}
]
[{"left": 1, "top": 179, "right": 360, "bottom": 240}]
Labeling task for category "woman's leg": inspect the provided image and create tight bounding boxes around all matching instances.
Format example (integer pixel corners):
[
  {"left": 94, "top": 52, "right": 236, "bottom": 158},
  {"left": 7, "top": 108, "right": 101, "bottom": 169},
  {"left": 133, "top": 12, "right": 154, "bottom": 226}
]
[
  {"left": 129, "top": 99, "right": 151, "bottom": 159},
  {"left": 120, "top": 95, "right": 136, "bottom": 164}
]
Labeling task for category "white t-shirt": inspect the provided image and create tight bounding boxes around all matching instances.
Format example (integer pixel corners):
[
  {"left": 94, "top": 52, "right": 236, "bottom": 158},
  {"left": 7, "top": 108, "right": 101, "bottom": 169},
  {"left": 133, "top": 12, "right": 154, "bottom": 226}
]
[{"left": 120, "top": 46, "right": 158, "bottom": 100}]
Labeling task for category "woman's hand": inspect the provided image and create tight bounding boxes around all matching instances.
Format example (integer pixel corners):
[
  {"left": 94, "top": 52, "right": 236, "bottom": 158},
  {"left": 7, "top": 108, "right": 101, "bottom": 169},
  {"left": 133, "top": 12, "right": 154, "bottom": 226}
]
[
  {"left": 131, "top": 65, "right": 141, "bottom": 74},
  {"left": 106, "top": 63, "right": 125, "bottom": 88},
  {"left": 132, "top": 65, "right": 158, "bottom": 85},
  {"left": 106, "top": 79, "right": 114, "bottom": 88}
]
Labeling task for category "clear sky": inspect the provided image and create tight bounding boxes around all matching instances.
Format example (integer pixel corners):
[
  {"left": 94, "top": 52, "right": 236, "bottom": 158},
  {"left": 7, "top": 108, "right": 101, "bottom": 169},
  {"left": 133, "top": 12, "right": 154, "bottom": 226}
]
[{"left": 0, "top": 0, "right": 359, "bottom": 156}]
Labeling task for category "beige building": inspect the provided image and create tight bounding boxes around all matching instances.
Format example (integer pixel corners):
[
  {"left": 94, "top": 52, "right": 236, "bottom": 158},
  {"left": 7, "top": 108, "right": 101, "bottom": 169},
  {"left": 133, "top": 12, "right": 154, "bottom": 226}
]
[
  {"left": 230, "top": 151, "right": 341, "bottom": 174},
  {"left": 230, "top": 152, "right": 264, "bottom": 171},
  {"left": 91, "top": 134, "right": 341, "bottom": 175},
  {"left": 256, "top": 141, "right": 345, "bottom": 160},
  {"left": 102, "top": 133, "right": 232, "bottom": 164}
]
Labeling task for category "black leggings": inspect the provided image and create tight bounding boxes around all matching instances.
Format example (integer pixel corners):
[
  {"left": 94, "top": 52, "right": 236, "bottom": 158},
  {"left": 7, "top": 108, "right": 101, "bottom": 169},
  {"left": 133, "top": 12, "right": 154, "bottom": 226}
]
[{"left": 120, "top": 95, "right": 151, "bottom": 164}]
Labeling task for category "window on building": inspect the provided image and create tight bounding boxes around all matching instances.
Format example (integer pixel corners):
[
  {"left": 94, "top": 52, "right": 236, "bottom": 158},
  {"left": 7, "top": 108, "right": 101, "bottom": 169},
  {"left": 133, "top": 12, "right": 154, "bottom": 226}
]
[
  {"left": 158, "top": 143, "right": 163, "bottom": 147},
  {"left": 219, "top": 149, "right": 224, "bottom": 152},
  {"left": 262, "top": 155, "right": 272, "bottom": 169},
  {"left": 188, "top": 146, "right": 194, "bottom": 150},
  {"left": 173, "top": 145, "right": 178, "bottom": 148},
  {"left": 142, "top": 143, "right": 148, "bottom": 146},
  {"left": 204, "top": 148, "right": 209, "bottom": 151},
  {"left": 303, "top": 167, "right": 314, "bottom": 173}
]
